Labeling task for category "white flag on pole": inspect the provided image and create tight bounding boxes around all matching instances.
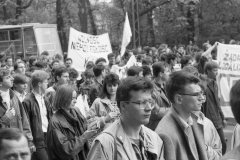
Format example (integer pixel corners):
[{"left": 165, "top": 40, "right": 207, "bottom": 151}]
[{"left": 120, "top": 12, "right": 132, "bottom": 57}]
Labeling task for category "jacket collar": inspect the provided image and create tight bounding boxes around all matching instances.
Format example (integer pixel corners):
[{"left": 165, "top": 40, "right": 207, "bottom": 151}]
[
  {"left": 104, "top": 120, "right": 158, "bottom": 159},
  {"left": 153, "top": 80, "right": 170, "bottom": 105},
  {"left": 170, "top": 108, "right": 207, "bottom": 160},
  {"left": 54, "top": 110, "right": 76, "bottom": 134}
]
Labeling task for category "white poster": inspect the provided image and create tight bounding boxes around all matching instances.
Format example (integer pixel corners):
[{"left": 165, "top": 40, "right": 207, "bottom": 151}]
[
  {"left": 217, "top": 43, "right": 240, "bottom": 118},
  {"left": 67, "top": 27, "right": 112, "bottom": 72}
]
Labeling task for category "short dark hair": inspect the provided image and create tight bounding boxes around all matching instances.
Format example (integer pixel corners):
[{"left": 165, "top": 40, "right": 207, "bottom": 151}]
[
  {"left": 194, "top": 53, "right": 202, "bottom": 64},
  {"left": 68, "top": 68, "right": 79, "bottom": 79},
  {"left": 28, "top": 56, "right": 37, "bottom": 66},
  {"left": 142, "top": 57, "right": 153, "bottom": 66},
  {"left": 54, "top": 67, "right": 68, "bottom": 82},
  {"left": 0, "top": 69, "right": 10, "bottom": 82},
  {"left": 95, "top": 57, "right": 107, "bottom": 65},
  {"left": 166, "top": 71, "right": 200, "bottom": 103},
  {"left": 5, "top": 56, "right": 12, "bottom": 62},
  {"left": 182, "top": 65, "right": 199, "bottom": 76},
  {"left": 160, "top": 54, "right": 167, "bottom": 62},
  {"left": 230, "top": 80, "right": 240, "bottom": 124},
  {"left": 0, "top": 128, "right": 26, "bottom": 151},
  {"left": 116, "top": 76, "right": 153, "bottom": 108},
  {"left": 197, "top": 56, "right": 208, "bottom": 74},
  {"left": 86, "top": 61, "right": 95, "bottom": 70},
  {"left": 180, "top": 55, "right": 192, "bottom": 68},
  {"left": 142, "top": 66, "right": 152, "bottom": 77},
  {"left": 51, "top": 60, "right": 60, "bottom": 66},
  {"left": 83, "top": 70, "right": 94, "bottom": 78},
  {"left": 13, "top": 74, "right": 28, "bottom": 85},
  {"left": 41, "top": 51, "right": 49, "bottom": 56},
  {"left": 93, "top": 64, "right": 105, "bottom": 77},
  {"left": 54, "top": 54, "right": 63, "bottom": 61},
  {"left": 14, "top": 61, "right": 25, "bottom": 71},
  {"left": 166, "top": 53, "right": 177, "bottom": 64},
  {"left": 107, "top": 53, "right": 115, "bottom": 59},
  {"left": 65, "top": 58, "right": 72, "bottom": 63},
  {"left": 152, "top": 62, "right": 165, "bottom": 77},
  {"left": 100, "top": 73, "right": 120, "bottom": 99},
  {"left": 204, "top": 61, "right": 219, "bottom": 74},
  {"left": 127, "top": 66, "right": 143, "bottom": 77},
  {"left": 35, "top": 61, "right": 48, "bottom": 69}
]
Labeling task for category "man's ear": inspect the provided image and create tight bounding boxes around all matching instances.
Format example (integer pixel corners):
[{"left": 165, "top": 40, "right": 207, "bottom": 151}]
[
  {"left": 120, "top": 101, "right": 127, "bottom": 113},
  {"left": 174, "top": 94, "right": 182, "bottom": 105},
  {"left": 37, "top": 82, "right": 41, "bottom": 88}
]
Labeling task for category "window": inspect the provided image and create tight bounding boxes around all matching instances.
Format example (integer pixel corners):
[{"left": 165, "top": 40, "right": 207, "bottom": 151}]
[
  {"left": 10, "top": 30, "right": 21, "bottom": 40},
  {"left": 0, "top": 31, "right": 9, "bottom": 41}
]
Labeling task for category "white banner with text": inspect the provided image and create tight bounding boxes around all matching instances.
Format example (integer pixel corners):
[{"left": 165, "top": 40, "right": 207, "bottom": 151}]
[
  {"left": 217, "top": 43, "right": 240, "bottom": 118},
  {"left": 68, "top": 27, "right": 112, "bottom": 72}
]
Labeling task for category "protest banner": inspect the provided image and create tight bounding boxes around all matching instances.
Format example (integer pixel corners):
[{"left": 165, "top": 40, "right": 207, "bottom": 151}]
[
  {"left": 67, "top": 27, "right": 112, "bottom": 72},
  {"left": 217, "top": 43, "right": 240, "bottom": 118}
]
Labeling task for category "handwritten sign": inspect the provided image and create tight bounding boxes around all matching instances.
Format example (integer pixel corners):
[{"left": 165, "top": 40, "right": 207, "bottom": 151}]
[
  {"left": 68, "top": 27, "right": 112, "bottom": 72},
  {"left": 217, "top": 43, "right": 240, "bottom": 118}
]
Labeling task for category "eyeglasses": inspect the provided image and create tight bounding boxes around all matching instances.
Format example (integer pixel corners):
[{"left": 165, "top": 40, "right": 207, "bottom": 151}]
[
  {"left": 178, "top": 91, "right": 205, "bottom": 98},
  {"left": 122, "top": 99, "right": 155, "bottom": 109}
]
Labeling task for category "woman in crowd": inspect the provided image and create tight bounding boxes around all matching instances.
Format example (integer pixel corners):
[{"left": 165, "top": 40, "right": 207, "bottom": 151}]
[
  {"left": 87, "top": 73, "right": 120, "bottom": 131},
  {"left": 46, "top": 84, "right": 98, "bottom": 160}
]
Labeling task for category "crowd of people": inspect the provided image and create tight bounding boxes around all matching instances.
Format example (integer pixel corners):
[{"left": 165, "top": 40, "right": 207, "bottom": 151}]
[{"left": 0, "top": 40, "right": 240, "bottom": 160}]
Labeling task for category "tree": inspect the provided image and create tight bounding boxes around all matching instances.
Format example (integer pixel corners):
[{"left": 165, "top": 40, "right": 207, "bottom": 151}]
[
  {"left": 56, "top": 0, "right": 68, "bottom": 52},
  {"left": 15, "top": 0, "right": 34, "bottom": 19}
]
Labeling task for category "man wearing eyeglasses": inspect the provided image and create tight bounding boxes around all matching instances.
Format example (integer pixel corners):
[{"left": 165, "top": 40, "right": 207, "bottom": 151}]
[
  {"left": 155, "top": 71, "right": 208, "bottom": 160},
  {"left": 87, "top": 76, "right": 165, "bottom": 160}
]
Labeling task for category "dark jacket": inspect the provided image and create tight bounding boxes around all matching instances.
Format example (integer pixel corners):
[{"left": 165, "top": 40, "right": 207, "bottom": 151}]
[
  {"left": 202, "top": 79, "right": 224, "bottom": 129},
  {"left": 22, "top": 92, "right": 53, "bottom": 148},
  {"left": 147, "top": 81, "right": 171, "bottom": 130},
  {"left": 0, "top": 89, "right": 33, "bottom": 143},
  {"left": 89, "top": 79, "right": 103, "bottom": 106},
  {"left": 47, "top": 108, "right": 89, "bottom": 160}
]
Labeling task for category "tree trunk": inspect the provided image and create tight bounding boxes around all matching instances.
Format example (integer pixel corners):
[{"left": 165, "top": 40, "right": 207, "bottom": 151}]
[
  {"left": 86, "top": 0, "right": 97, "bottom": 35},
  {"left": 3, "top": 6, "right": 7, "bottom": 21},
  {"left": 147, "top": 9, "right": 155, "bottom": 46},
  {"left": 15, "top": 0, "right": 22, "bottom": 19},
  {"left": 193, "top": 8, "right": 199, "bottom": 42},
  {"left": 78, "top": 0, "right": 88, "bottom": 33},
  {"left": 56, "top": 0, "right": 68, "bottom": 52},
  {"left": 15, "top": 0, "right": 34, "bottom": 19}
]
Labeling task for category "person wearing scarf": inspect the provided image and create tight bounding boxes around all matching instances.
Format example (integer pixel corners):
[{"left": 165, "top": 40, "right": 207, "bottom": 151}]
[{"left": 46, "top": 84, "right": 98, "bottom": 160}]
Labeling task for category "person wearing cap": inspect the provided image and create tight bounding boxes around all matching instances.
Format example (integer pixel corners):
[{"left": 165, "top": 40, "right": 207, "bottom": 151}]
[{"left": 13, "top": 74, "right": 28, "bottom": 102}]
